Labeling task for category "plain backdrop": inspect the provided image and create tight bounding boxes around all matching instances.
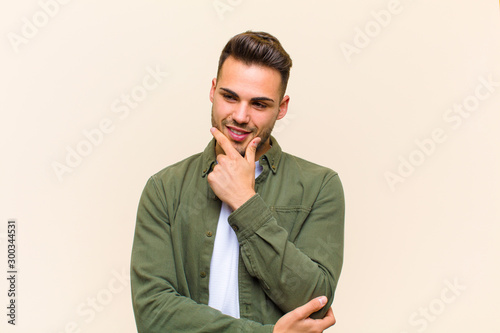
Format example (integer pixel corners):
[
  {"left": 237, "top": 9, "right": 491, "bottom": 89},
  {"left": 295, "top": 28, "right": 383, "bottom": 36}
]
[{"left": 1, "top": 1, "right": 499, "bottom": 332}]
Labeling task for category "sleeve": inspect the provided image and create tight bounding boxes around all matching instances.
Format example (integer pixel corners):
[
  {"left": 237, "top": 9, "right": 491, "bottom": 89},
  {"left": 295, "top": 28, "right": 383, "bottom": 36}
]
[
  {"left": 130, "top": 176, "right": 274, "bottom": 333},
  {"left": 228, "top": 173, "right": 345, "bottom": 319}
]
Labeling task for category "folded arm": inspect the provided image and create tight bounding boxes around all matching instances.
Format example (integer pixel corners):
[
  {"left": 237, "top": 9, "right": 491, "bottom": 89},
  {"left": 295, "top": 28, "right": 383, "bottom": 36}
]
[
  {"left": 131, "top": 176, "right": 274, "bottom": 333},
  {"left": 230, "top": 173, "right": 345, "bottom": 319}
]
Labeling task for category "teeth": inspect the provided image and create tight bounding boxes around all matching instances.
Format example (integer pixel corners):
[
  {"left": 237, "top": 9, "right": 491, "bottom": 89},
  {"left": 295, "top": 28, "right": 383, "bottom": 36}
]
[{"left": 230, "top": 128, "right": 246, "bottom": 135}]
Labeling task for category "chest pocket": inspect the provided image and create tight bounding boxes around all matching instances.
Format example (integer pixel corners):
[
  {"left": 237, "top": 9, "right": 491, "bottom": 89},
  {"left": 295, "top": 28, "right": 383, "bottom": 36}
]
[{"left": 269, "top": 206, "right": 311, "bottom": 242}]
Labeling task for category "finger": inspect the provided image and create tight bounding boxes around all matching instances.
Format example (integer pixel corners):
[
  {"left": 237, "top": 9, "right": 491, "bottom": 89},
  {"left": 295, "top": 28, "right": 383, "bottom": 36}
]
[
  {"left": 322, "top": 307, "right": 336, "bottom": 327},
  {"left": 210, "top": 127, "right": 238, "bottom": 158},
  {"left": 245, "top": 137, "right": 261, "bottom": 163},
  {"left": 292, "top": 296, "right": 328, "bottom": 320}
]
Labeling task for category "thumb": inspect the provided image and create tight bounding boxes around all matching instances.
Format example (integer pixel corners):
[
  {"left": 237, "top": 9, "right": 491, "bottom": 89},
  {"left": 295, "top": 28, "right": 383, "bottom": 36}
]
[
  {"left": 293, "top": 296, "right": 328, "bottom": 319},
  {"left": 245, "top": 137, "right": 261, "bottom": 163}
]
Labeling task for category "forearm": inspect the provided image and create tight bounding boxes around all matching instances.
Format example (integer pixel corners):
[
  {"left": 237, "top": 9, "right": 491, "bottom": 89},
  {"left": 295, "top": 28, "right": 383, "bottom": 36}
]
[
  {"left": 239, "top": 217, "right": 336, "bottom": 318},
  {"left": 131, "top": 177, "right": 274, "bottom": 332},
  {"left": 131, "top": 268, "right": 273, "bottom": 333},
  {"left": 229, "top": 174, "right": 345, "bottom": 318}
]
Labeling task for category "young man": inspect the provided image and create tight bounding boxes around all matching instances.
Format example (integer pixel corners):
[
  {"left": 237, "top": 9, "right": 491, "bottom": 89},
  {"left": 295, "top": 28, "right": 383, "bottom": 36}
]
[{"left": 131, "top": 31, "right": 345, "bottom": 332}]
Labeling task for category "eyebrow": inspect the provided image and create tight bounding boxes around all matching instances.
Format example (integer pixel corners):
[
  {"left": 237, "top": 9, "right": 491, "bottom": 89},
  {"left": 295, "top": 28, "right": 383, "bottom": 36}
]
[{"left": 220, "top": 87, "right": 275, "bottom": 103}]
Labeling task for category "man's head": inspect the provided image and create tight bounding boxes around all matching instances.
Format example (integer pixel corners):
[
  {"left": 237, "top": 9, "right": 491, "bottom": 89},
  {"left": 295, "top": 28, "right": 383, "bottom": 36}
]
[
  {"left": 216, "top": 31, "right": 293, "bottom": 100},
  {"left": 210, "top": 31, "right": 293, "bottom": 159}
]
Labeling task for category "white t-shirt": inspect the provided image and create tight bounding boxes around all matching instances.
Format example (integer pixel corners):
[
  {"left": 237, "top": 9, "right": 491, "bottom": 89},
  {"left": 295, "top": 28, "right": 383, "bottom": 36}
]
[{"left": 208, "top": 161, "right": 263, "bottom": 318}]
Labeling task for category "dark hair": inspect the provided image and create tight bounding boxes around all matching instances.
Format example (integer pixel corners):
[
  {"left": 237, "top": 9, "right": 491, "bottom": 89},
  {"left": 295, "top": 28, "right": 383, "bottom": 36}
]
[{"left": 217, "top": 31, "right": 293, "bottom": 98}]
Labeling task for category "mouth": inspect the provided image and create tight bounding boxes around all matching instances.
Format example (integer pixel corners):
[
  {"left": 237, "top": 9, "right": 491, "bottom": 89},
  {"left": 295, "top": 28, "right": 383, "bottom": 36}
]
[{"left": 226, "top": 125, "right": 251, "bottom": 142}]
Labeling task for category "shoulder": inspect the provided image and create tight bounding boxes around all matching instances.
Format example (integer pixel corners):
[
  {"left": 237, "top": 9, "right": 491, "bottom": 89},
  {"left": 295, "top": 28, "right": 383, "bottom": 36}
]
[
  {"left": 280, "top": 151, "right": 339, "bottom": 182},
  {"left": 148, "top": 152, "right": 206, "bottom": 197},
  {"left": 153, "top": 152, "right": 203, "bottom": 182},
  {"left": 140, "top": 152, "right": 205, "bottom": 209},
  {"left": 151, "top": 139, "right": 215, "bottom": 185},
  {"left": 268, "top": 150, "right": 344, "bottom": 211}
]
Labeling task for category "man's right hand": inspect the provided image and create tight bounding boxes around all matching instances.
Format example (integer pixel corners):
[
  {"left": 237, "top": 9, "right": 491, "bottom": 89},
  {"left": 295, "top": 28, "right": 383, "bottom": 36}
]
[{"left": 273, "top": 296, "right": 336, "bottom": 333}]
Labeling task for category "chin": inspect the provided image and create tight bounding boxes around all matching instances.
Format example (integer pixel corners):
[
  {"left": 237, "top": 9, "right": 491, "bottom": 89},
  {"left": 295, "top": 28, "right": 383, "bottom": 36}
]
[{"left": 233, "top": 143, "right": 247, "bottom": 157}]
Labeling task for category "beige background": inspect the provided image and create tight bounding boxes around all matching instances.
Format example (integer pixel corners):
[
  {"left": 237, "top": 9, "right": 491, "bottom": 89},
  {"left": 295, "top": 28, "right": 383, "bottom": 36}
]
[{"left": 1, "top": 1, "right": 499, "bottom": 332}]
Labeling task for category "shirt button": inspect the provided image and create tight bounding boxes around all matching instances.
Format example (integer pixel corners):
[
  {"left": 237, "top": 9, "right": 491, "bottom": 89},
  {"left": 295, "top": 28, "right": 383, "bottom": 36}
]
[
  {"left": 231, "top": 225, "right": 239, "bottom": 232},
  {"left": 206, "top": 231, "right": 213, "bottom": 237},
  {"left": 200, "top": 272, "right": 207, "bottom": 278}
]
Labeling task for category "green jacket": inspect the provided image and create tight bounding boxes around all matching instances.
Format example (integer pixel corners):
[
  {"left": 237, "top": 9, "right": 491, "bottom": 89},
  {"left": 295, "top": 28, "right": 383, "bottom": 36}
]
[{"left": 131, "top": 137, "right": 345, "bottom": 332}]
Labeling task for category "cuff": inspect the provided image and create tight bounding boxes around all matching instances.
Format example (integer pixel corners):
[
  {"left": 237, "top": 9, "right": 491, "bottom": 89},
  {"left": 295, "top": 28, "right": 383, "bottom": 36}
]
[{"left": 227, "top": 194, "right": 273, "bottom": 241}]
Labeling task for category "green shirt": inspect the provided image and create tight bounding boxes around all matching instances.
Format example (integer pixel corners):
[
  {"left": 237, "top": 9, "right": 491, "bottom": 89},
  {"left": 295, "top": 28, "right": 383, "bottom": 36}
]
[{"left": 131, "top": 137, "right": 345, "bottom": 332}]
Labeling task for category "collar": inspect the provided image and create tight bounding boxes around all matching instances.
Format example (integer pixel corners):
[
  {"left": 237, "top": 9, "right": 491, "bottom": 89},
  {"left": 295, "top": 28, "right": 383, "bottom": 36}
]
[{"left": 201, "top": 136, "right": 283, "bottom": 177}]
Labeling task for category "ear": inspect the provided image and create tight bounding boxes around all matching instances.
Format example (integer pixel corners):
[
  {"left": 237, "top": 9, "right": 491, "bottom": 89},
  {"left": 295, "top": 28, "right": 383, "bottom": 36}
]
[
  {"left": 277, "top": 95, "right": 290, "bottom": 120},
  {"left": 209, "top": 78, "right": 217, "bottom": 103}
]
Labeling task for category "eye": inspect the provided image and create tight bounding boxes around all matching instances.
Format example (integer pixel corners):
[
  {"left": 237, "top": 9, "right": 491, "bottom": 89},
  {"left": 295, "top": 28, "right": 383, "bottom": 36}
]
[
  {"left": 253, "top": 101, "right": 267, "bottom": 109},
  {"left": 223, "top": 94, "right": 236, "bottom": 101}
]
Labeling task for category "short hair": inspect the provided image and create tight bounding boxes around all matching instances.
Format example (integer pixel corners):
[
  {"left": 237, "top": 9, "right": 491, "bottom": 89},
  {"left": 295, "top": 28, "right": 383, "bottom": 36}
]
[{"left": 217, "top": 31, "right": 293, "bottom": 99}]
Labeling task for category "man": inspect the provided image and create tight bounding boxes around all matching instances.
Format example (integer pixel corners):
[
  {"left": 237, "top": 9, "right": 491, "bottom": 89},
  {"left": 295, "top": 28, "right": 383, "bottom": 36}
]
[{"left": 131, "top": 31, "right": 345, "bottom": 332}]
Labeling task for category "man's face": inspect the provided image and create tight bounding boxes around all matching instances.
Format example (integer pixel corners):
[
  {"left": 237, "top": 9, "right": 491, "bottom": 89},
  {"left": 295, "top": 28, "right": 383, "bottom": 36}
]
[{"left": 210, "top": 56, "right": 289, "bottom": 158}]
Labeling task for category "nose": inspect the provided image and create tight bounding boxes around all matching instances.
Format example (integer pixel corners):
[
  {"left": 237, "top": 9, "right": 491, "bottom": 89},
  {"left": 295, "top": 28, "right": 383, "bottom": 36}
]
[{"left": 232, "top": 104, "right": 250, "bottom": 124}]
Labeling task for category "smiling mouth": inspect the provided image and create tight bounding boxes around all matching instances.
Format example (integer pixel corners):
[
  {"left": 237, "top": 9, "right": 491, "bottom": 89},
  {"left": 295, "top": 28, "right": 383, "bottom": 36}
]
[
  {"left": 226, "top": 126, "right": 251, "bottom": 142},
  {"left": 228, "top": 127, "right": 249, "bottom": 135}
]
